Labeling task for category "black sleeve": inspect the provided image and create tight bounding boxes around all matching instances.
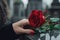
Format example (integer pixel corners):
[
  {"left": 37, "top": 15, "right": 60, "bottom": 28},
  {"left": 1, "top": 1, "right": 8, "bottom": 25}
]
[{"left": 0, "top": 23, "right": 19, "bottom": 40}]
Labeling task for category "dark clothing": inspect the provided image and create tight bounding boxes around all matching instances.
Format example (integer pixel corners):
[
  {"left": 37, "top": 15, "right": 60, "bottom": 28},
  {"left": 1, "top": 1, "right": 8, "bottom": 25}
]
[
  {"left": 0, "top": 23, "right": 31, "bottom": 40},
  {"left": 0, "top": 23, "right": 19, "bottom": 40},
  {"left": 0, "top": 1, "right": 19, "bottom": 40}
]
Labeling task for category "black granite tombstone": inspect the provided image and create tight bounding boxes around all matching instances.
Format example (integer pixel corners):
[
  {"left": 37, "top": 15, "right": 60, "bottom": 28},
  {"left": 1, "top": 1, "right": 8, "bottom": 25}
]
[{"left": 49, "top": 0, "right": 60, "bottom": 18}]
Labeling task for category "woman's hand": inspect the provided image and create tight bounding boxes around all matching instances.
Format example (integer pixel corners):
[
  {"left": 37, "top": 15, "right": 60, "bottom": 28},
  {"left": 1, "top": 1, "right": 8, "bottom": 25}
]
[{"left": 12, "top": 19, "right": 35, "bottom": 35}]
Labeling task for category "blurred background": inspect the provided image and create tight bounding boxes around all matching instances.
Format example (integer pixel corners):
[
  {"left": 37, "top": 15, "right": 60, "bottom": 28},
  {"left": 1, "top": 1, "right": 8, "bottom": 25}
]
[
  {"left": 6, "top": 0, "right": 60, "bottom": 23},
  {"left": 6, "top": 0, "right": 53, "bottom": 23}
]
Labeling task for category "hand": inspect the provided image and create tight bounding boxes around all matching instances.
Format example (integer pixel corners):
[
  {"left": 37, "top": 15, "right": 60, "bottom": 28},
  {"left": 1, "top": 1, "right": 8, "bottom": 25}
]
[{"left": 12, "top": 19, "right": 35, "bottom": 35}]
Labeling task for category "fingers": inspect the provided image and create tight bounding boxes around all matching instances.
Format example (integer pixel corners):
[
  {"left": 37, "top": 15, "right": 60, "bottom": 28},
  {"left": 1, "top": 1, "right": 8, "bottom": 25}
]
[
  {"left": 19, "top": 19, "right": 29, "bottom": 25},
  {"left": 13, "top": 19, "right": 29, "bottom": 27},
  {"left": 13, "top": 23, "right": 35, "bottom": 35},
  {"left": 24, "top": 29, "right": 35, "bottom": 35}
]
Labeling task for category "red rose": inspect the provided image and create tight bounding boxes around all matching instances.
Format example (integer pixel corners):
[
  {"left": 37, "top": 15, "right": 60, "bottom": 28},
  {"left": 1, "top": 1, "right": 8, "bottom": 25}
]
[
  {"left": 29, "top": 10, "right": 45, "bottom": 28},
  {"left": 29, "top": 10, "right": 39, "bottom": 27},
  {"left": 40, "top": 10, "right": 45, "bottom": 26}
]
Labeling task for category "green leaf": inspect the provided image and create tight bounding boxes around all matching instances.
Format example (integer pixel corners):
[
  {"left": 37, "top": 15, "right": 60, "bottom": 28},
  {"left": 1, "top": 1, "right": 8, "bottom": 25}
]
[
  {"left": 54, "top": 24, "right": 60, "bottom": 29},
  {"left": 50, "top": 18, "right": 59, "bottom": 22}
]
